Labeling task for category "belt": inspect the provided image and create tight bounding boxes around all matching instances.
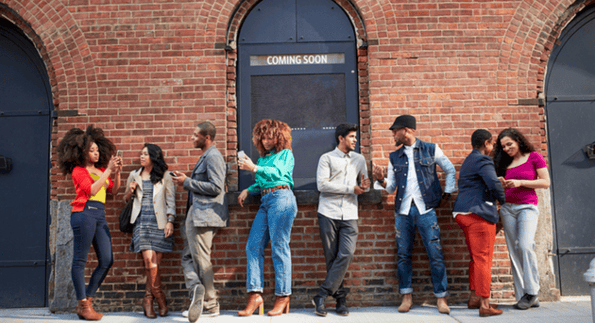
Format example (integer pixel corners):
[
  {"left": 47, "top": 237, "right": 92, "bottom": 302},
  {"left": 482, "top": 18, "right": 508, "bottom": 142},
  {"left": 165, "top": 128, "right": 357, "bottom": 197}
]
[{"left": 262, "top": 185, "right": 290, "bottom": 195}]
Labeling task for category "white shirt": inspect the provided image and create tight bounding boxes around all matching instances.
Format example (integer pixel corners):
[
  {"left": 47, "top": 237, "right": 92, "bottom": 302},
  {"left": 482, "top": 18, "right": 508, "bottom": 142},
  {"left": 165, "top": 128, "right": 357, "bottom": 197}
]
[
  {"left": 317, "top": 147, "right": 369, "bottom": 220},
  {"left": 374, "top": 141, "right": 456, "bottom": 215}
]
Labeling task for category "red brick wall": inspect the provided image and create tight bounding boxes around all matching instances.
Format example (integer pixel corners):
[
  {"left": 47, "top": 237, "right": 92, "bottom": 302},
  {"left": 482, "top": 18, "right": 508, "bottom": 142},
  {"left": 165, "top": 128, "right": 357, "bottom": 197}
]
[{"left": 1, "top": 0, "right": 587, "bottom": 311}]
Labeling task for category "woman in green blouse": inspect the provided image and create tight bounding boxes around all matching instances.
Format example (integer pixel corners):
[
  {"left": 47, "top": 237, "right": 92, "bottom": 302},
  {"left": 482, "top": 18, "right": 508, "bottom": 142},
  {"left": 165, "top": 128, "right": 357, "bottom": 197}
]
[{"left": 237, "top": 119, "right": 298, "bottom": 317}]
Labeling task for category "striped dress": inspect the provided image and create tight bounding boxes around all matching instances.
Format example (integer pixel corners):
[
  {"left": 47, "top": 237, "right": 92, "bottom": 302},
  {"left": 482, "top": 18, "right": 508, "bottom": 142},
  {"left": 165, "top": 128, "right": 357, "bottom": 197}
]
[{"left": 130, "top": 180, "right": 174, "bottom": 253}]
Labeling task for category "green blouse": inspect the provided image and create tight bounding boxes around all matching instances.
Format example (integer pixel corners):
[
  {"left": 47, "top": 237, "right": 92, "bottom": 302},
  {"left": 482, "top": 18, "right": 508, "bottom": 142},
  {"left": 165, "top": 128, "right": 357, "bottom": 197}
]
[{"left": 247, "top": 148, "right": 294, "bottom": 193}]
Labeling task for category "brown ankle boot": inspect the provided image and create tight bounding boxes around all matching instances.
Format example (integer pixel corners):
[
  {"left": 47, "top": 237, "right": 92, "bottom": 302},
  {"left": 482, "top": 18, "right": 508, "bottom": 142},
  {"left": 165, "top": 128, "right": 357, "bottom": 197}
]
[
  {"left": 143, "top": 269, "right": 157, "bottom": 318},
  {"left": 267, "top": 296, "right": 290, "bottom": 316},
  {"left": 238, "top": 292, "right": 264, "bottom": 316},
  {"left": 150, "top": 267, "right": 168, "bottom": 317},
  {"left": 76, "top": 299, "right": 103, "bottom": 321}
]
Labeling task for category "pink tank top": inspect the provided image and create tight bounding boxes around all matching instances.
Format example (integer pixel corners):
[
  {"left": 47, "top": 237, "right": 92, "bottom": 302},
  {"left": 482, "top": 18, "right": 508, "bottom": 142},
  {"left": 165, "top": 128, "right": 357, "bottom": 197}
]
[{"left": 504, "top": 152, "right": 547, "bottom": 205}]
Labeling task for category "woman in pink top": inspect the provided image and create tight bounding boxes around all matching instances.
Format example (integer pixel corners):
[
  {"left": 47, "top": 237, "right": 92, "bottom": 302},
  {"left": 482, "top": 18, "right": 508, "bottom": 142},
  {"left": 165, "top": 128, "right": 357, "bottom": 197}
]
[{"left": 493, "top": 128, "right": 550, "bottom": 311}]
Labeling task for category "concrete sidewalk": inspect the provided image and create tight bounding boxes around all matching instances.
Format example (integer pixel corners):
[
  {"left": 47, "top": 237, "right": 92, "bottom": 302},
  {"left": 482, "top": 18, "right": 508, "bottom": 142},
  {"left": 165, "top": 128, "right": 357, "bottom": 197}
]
[{"left": 0, "top": 297, "right": 591, "bottom": 323}]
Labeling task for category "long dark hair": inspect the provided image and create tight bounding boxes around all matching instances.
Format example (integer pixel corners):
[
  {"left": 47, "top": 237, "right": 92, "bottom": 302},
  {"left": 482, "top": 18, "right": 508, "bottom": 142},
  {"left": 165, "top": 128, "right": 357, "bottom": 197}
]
[
  {"left": 57, "top": 125, "right": 116, "bottom": 175},
  {"left": 493, "top": 128, "right": 535, "bottom": 177},
  {"left": 143, "top": 143, "right": 168, "bottom": 184}
]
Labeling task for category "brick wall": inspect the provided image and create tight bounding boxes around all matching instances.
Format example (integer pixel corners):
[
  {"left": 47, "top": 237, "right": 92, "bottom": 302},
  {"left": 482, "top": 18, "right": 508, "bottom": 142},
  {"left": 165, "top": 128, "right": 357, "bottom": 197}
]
[{"left": 1, "top": 0, "right": 585, "bottom": 311}]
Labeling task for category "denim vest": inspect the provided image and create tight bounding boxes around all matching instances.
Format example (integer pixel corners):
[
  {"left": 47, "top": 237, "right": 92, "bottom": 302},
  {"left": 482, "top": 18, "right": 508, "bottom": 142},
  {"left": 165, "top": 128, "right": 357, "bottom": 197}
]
[{"left": 389, "top": 140, "right": 443, "bottom": 213}]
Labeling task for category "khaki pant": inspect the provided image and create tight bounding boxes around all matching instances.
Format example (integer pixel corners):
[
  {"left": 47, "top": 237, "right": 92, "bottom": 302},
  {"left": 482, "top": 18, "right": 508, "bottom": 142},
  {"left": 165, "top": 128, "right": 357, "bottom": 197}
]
[{"left": 181, "top": 215, "right": 219, "bottom": 311}]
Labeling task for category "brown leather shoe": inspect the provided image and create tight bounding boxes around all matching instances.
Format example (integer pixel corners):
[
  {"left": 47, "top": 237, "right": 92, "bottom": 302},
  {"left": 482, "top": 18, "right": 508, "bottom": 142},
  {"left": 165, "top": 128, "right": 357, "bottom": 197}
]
[
  {"left": 479, "top": 307, "right": 503, "bottom": 317},
  {"left": 267, "top": 296, "right": 290, "bottom": 316},
  {"left": 468, "top": 297, "right": 499, "bottom": 309},
  {"left": 149, "top": 267, "right": 168, "bottom": 317},
  {"left": 143, "top": 268, "right": 156, "bottom": 319},
  {"left": 398, "top": 295, "right": 413, "bottom": 313},
  {"left": 238, "top": 292, "right": 264, "bottom": 316},
  {"left": 76, "top": 299, "right": 103, "bottom": 321},
  {"left": 437, "top": 297, "right": 450, "bottom": 314}
]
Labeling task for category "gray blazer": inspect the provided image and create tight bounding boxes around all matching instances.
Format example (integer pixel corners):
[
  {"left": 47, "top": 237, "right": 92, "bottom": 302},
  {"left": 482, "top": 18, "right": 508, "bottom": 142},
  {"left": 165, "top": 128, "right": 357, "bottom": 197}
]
[{"left": 183, "top": 145, "right": 228, "bottom": 227}]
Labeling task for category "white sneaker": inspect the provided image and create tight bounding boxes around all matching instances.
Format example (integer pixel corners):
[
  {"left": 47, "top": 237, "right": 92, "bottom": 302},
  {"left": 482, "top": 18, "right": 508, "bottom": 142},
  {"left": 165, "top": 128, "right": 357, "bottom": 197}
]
[
  {"left": 188, "top": 285, "right": 205, "bottom": 323},
  {"left": 182, "top": 310, "right": 189, "bottom": 317}
]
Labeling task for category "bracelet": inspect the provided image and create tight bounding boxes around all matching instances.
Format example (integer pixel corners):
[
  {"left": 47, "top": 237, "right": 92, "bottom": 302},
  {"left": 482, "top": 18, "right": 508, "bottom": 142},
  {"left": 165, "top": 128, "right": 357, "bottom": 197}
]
[
  {"left": 167, "top": 215, "right": 175, "bottom": 223},
  {"left": 252, "top": 165, "right": 258, "bottom": 173}
]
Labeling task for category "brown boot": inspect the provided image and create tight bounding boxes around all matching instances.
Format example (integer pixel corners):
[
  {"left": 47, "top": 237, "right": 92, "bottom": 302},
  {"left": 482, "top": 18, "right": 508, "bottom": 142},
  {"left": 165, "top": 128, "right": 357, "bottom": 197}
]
[
  {"left": 267, "top": 296, "right": 290, "bottom": 316},
  {"left": 76, "top": 299, "right": 103, "bottom": 321},
  {"left": 398, "top": 294, "right": 413, "bottom": 313},
  {"left": 143, "top": 269, "right": 157, "bottom": 319},
  {"left": 238, "top": 292, "right": 264, "bottom": 316},
  {"left": 149, "top": 267, "right": 168, "bottom": 317}
]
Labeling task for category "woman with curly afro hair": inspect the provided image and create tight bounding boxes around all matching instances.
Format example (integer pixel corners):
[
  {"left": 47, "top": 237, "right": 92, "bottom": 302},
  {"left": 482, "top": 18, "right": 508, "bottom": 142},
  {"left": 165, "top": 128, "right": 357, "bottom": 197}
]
[
  {"left": 57, "top": 125, "right": 123, "bottom": 320},
  {"left": 237, "top": 119, "right": 297, "bottom": 317}
]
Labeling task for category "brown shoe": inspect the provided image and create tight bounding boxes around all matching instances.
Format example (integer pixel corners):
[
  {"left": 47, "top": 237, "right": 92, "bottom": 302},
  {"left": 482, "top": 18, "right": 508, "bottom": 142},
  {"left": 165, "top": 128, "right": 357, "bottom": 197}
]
[
  {"left": 143, "top": 269, "right": 156, "bottom": 319},
  {"left": 479, "top": 307, "right": 503, "bottom": 317},
  {"left": 267, "top": 296, "right": 290, "bottom": 316},
  {"left": 437, "top": 297, "right": 450, "bottom": 314},
  {"left": 149, "top": 267, "right": 168, "bottom": 317},
  {"left": 238, "top": 292, "right": 264, "bottom": 316},
  {"left": 398, "top": 295, "right": 413, "bottom": 313},
  {"left": 76, "top": 299, "right": 103, "bottom": 321},
  {"left": 468, "top": 297, "right": 499, "bottom": 309}
]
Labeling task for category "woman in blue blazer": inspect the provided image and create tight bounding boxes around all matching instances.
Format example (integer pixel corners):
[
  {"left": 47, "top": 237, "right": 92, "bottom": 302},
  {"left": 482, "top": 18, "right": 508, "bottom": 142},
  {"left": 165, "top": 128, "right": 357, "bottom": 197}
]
[{"left": 452, "top": 129, "right": 505, "bottom": 317}]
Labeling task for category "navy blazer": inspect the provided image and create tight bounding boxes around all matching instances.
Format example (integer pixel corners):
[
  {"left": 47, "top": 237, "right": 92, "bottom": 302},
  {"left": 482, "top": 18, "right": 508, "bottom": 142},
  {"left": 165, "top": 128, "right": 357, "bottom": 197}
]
[{"left": 453, "top": 149, "right": 505, "bottom": 224}]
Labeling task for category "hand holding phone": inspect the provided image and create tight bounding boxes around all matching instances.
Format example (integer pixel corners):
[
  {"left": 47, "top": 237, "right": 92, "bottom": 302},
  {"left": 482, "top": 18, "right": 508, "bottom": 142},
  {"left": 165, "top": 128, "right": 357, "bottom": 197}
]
[
  {"left": 238, "top": 150, "right": 247, "bottom": 160},
  {"left": 170, "top": 171, "right": 176, "bottom": 177}
]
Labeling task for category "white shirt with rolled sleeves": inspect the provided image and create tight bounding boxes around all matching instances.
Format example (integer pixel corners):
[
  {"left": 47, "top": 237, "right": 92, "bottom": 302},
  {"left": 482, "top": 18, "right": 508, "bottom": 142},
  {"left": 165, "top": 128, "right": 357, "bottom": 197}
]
[
  {"left": 374, "top": 143, "right": 456, "bottom": 215},
  {"left": 317, "top": 147, "right": 369, "bottom": 221}
]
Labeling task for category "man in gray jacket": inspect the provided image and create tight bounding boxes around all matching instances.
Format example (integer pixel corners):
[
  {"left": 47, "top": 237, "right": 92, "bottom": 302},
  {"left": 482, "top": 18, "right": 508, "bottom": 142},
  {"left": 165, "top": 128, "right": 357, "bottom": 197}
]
[{"left": 172, "top": 122, "right": 228, "bottom": 323}]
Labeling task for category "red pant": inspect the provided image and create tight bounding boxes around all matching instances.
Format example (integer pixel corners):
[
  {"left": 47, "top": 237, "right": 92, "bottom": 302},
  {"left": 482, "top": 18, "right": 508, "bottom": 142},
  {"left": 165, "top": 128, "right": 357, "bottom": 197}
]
[{"left": 455, "top": 213, "right": 496, "bottom": 298}]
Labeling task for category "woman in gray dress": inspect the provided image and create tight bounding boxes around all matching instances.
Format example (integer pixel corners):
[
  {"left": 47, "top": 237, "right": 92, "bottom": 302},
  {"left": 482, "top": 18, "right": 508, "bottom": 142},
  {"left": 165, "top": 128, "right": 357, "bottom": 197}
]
[{"left": 124, "top": 143, "right": 176, "bottom": 318}]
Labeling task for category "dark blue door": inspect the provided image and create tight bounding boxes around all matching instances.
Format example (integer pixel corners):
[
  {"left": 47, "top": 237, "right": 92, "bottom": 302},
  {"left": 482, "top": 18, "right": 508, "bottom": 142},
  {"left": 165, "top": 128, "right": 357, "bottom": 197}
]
[
  {"left": 237, "top": 0, "right": 358, "bottom": 190},
  {"left": 545, "top": 5, "right": 595, "bottom": 296},
  {"left": 0, "top": 19, "right": 53, "bottom": 307}
]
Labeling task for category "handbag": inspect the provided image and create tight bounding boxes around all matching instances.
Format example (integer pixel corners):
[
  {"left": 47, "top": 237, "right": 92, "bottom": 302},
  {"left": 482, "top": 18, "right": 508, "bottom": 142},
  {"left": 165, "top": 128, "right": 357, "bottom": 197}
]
[{"left": 119, "top": 189, "right": 136, "bottom": 233}]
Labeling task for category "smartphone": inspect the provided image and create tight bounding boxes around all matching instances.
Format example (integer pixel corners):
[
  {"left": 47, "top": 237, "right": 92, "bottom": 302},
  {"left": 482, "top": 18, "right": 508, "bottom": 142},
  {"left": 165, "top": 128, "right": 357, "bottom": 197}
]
[
  {"left": 116, "top": 150, "right": 123, "bottom": 158},
  {"left": 169, "top": 171, "right": 176, "bottom": 177},
  {"left": 238, "top": 150, "right": 247, "bottom": 160}
]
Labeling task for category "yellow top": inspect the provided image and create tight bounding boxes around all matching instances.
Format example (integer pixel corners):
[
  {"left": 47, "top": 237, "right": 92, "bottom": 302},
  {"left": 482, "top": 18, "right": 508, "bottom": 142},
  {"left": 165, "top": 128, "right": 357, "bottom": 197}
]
[{"left": 88, "top": 173, "right": 107, "bottom": 203}]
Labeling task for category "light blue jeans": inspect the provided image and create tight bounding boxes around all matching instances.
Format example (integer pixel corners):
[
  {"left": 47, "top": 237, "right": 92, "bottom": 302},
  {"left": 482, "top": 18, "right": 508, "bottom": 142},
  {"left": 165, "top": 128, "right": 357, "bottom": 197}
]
[
  {"left": 395, "top": 205, "right": 448, "bottom": 297},
  {"left": 500, "top": 203, "right": 540, "bottom": 299},
  {"left": 246, "top": 189, "right": 297, "bottom": 296}
]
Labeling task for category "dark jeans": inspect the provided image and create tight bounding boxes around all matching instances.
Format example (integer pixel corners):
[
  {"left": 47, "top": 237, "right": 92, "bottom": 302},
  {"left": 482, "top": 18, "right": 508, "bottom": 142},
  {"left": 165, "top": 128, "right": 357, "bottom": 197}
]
[
  {"left": 316, "top": 213, "right": 358, "bottom": 299},
  {"left": 70, "top": 201, "right": 114, "bottom": 300}
]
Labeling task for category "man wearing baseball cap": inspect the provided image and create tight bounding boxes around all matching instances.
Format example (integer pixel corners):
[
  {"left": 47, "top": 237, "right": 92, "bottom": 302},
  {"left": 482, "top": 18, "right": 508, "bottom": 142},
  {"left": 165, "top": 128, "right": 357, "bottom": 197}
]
[{"left": 373, "top": 115, "right": 456, "bottom": 314}]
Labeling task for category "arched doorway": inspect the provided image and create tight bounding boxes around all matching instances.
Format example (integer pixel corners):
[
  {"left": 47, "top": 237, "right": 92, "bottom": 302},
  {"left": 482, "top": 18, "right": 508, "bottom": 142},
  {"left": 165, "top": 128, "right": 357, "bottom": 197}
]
[
  {"left": 0, "top": 18, "right": 53, "bottom": 307},
  {"left": 237, "top": 0, "right": 359, "bottom": 190},
  {"left": 545, "top": 5, "right": 595, "bottom": 296}
]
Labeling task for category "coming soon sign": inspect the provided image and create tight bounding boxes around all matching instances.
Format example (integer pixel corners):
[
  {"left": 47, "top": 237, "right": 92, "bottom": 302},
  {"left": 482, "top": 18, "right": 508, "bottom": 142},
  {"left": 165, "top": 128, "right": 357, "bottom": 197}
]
[{"left": 250, "top": 53, "right": 345, "bottom": 66}]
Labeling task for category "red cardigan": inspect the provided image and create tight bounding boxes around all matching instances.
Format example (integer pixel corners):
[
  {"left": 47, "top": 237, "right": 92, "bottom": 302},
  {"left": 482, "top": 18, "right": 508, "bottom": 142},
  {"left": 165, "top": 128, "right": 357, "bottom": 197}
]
[{"left": 70, "top": 166, "right": 114, "bottom": 212}]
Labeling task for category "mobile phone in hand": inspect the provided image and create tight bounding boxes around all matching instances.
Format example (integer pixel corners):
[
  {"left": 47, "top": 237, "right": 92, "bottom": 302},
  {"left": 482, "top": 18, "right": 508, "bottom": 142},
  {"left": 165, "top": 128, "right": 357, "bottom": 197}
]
[
  {"left": 238, "top": 150, "right": 247, "bottom": 160},
  {"left": 170, "top": 171, "right": 176, "bottom": 177},
  {"left": 116, "top": 150, "right": 123, "bottom": 158}
]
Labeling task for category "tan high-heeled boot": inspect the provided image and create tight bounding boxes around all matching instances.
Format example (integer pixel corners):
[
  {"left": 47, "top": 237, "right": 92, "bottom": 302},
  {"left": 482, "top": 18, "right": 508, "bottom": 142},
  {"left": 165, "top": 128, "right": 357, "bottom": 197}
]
[
  {"left": 238, "top": 292, "right": 264, "bottom": 316},
  {"left": 267, "top": 296, "right": 290, "bottom": 316}
]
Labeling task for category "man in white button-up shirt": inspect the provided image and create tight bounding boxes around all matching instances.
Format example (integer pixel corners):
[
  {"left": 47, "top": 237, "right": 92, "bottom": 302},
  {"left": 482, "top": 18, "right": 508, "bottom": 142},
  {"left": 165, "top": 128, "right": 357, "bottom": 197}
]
[
  {"left": 373, "top": 115, "right": 456, "bottom": 315},
  {"left": 312, "top": 124, "right": 370, "bottom": 317}
]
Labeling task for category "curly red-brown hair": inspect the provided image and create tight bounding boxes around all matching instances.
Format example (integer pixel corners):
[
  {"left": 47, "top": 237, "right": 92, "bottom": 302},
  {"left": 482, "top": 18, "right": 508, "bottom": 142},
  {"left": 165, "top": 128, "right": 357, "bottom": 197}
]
[{"left": 252, "top": 119, "right": 292, "bottom": 156}]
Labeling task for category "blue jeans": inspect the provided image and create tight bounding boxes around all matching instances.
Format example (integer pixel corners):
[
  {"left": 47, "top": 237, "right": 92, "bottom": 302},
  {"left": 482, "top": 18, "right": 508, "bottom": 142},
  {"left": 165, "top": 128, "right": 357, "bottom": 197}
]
[
  {"left": 70, "top": 201, "right": 114, "bottom": 300},
  {"left": 500, "top": 203, "right": 540, "bottom": 299},
  {"left": 395, "top": 205, "right": 448, "bottom": 297},
  {"left": 246, "top": 189, "right": 297, "bottom": 296}
]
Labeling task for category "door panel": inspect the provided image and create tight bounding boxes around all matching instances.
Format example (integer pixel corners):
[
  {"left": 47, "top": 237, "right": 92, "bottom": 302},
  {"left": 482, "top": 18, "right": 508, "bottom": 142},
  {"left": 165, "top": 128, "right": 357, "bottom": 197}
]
[{"left": 0, "top": 18, "right": 52, "bottom": 308}]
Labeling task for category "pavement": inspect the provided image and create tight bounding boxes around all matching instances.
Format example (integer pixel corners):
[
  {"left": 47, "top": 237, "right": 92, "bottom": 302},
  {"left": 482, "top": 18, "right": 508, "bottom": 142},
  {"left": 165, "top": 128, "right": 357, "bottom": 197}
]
[{"left": 0, "top": 296, "right": 592, "bottom": 323}]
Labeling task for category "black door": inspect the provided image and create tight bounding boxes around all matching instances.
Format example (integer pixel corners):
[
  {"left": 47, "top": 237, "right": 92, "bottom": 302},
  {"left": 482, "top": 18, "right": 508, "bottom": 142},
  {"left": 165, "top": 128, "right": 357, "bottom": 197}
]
[
  {"left": 0, "top": 19, "right": 53, "bottom": 307},
  {"left": 545, "top": 5, "right": 595, "bottom": 296},
  {"left": 237, "top": 0, "right": 358, "bottom": 190}
]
